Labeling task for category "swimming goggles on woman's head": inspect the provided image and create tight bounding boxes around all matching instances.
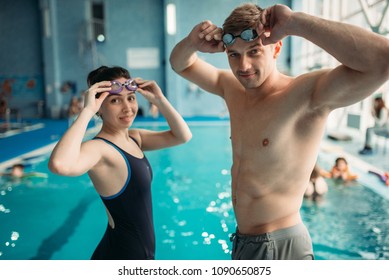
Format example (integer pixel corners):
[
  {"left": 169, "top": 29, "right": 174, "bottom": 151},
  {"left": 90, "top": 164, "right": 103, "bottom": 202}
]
[
  {"left": 222, "top": 28, "right": 259, "bottom": 46},
  {"left": 109, "top": 79, "right": 138, "bottom": 94}
]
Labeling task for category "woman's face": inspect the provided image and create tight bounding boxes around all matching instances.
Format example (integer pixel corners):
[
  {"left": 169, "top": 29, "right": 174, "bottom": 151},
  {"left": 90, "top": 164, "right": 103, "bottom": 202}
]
[
  {"left": 336, "top": 160, "right": 347, "bottom": 170},
  {"left": 98, "top": 77, "right": 138, "bottom": 128}
]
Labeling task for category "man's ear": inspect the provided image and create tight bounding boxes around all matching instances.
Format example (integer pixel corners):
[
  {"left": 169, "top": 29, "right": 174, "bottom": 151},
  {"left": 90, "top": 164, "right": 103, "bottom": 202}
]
[{"left": 273, "top": 41, "right": 283, "bottom": 59}]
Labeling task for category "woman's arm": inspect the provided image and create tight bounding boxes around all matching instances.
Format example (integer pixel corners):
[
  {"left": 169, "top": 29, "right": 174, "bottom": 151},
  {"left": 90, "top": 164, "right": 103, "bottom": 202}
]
[
  {"left": 169, "top": 21, "right": 227, "bottom": 97},
  {"left": 133, "top": 78, "right": 192, "bottom": 151},
  {"left": 48, "top": 81, "right": 111, "bottom": 176}
]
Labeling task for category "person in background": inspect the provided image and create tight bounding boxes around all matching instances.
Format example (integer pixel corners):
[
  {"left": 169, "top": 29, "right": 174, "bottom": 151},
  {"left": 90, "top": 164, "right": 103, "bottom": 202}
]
[
  {"left": 368, "top": 169, "right": 389, "bottom": 186},
  {"left": 0, "top": 163, "right": 48, "bottom": 179},
  {"left": 0, "top": 163, "right": 25, "bottom": 178},
  {"left": 48, "top": 66, "right": 192, "bottom": 260},
  {"left": 329, "top": 157, "right": 358, "bottom": 182},
  {"left": 304, "top": 164, "right": 329, "bottom": 201},
  {"left": 359, "top": 96, "right": 389, "bottom": 155},
  {"left": 0, "top": 97, "right": 8, "bottom": 120},
  {"left": 67, "top": 96, "right": 82, "bottom": 125},
  {"left": 169, "top": 3, "right": 389, "bottom": 260},
  {"left": 149, "top": 103, "right": 159, "bottom": 119}
]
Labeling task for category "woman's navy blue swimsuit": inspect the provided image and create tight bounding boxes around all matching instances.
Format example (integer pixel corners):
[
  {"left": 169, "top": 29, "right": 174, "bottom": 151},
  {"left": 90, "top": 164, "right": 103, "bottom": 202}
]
[{"left": 91, "top": 137, "right": 154, "bottom": 260}]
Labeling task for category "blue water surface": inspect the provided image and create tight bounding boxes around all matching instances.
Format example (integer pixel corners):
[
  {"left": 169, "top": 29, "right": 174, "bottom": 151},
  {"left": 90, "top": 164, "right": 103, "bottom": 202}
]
[{"left": 1, "top": 123, "right": 389, "bottom": 260}]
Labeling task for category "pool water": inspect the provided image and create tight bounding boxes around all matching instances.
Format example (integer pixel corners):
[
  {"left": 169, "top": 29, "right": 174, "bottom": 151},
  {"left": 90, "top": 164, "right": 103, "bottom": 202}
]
[
  {"left": 303, "top": 178, "right": 389, "bottom": 260},
  {"left": 0, "top": 123, "right": 389, "bottom": 260}
]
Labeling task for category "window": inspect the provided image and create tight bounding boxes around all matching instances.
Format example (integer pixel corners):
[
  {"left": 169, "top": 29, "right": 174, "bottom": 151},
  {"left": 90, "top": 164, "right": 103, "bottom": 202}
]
[{"left": 92, "top": 2, "right": 105, "bottom": 42}]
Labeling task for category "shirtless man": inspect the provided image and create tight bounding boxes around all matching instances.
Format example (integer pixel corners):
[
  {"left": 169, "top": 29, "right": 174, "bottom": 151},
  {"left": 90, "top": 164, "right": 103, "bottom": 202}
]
[{"left": 170, "top": 3, "right": 389, "bottom": 259}]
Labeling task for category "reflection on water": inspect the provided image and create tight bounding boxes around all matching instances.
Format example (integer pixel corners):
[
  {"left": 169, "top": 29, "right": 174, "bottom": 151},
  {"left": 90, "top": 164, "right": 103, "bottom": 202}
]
[
  {"left": 0, "top": 169, "right": 50, "bottom": 259},
  {"left": 302, "top": 178, "right": 389, "bottom": 260},
  {"left": 0, "top": 180, "right": 21, "bottom": 258},
  {"left": 152, "top": 144, "right": 235, "bottom": 259}
]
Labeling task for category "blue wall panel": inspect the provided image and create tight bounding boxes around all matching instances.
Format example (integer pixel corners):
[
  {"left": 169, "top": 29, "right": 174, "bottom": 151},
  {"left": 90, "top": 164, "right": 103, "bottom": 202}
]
[{"left": 0, "top": 0, "right": 291, "bottom": 118}]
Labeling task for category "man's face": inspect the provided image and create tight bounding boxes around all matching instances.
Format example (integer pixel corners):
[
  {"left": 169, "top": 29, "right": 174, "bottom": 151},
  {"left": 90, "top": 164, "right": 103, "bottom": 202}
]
[{"left": 226, "top": 37, "right": 276, "bottom": 89}]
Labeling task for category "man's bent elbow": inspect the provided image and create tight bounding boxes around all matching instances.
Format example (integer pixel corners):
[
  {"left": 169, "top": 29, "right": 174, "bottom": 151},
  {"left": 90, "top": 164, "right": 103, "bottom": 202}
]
[{"left": 169, "top": 58, "right": 185, "bottom": 75}]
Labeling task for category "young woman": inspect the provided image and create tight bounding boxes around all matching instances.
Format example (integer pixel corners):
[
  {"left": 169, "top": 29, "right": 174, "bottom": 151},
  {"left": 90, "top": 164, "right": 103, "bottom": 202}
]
[
  {"left": 304, "top": 164, "right": 329, "bottom": 200},
  {"left": 330, "top": 157, "right": 358, "bottom": 182},
  {"left": 49, "top": 66, "right": 192, "bottom": 260},
  {"left": 359, "top": 96, "right": 389, "bottom": 155}
]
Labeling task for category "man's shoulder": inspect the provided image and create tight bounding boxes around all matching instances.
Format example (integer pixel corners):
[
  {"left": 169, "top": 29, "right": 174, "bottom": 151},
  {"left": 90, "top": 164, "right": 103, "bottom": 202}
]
[
  {"left": 292, "top": 69, "right": 326, "bottom": 83},
  {"left": 283, "top": 70, "right": 329, "bottom": 96}
]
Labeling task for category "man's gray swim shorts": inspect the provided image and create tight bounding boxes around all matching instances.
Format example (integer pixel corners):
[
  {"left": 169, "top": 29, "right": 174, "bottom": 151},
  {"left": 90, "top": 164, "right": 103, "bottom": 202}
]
[{"left": 230, "top": 223, "right": 314, "bottom": 260}]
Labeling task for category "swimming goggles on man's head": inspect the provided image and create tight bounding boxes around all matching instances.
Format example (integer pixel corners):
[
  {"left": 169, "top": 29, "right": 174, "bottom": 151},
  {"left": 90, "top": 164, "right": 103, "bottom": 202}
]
[
  {"left": 109, "top": 79, "right": 138, "bottom": 94},
  {"left": 222, "top": 28, "right": 259, "bottom": 46}
]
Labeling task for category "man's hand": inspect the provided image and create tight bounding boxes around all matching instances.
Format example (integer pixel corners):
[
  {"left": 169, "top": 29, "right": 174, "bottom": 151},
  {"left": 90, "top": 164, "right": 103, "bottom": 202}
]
[
  {"left": 189, "top": 20, "right": 225, "bottom": 53},
  {"left": 258, "top": 4, "right": 293, "bottom": 45}
]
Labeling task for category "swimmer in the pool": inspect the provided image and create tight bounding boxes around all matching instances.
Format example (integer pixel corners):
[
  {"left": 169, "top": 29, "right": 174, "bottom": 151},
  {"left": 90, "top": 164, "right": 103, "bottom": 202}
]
[
  {"left": 0, "top": 163, "right": 48, "bottom": 179},
  {"left": 48, "top": 66, "right": 192, "bottom": 260},
  {"left": 329, "top": 157, "right": 358, "bottom": 182},
  {"left": 170, "top": 3, "right": 389, "bottom": 259},
  {"left": 304, "top": 164, "right": 329, "bottom": 201}
]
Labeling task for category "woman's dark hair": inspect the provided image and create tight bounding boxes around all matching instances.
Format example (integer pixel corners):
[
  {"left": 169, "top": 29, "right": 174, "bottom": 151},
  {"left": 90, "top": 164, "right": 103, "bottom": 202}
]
[
  {"left": 335, "top": 157, "right": 347, "bottom": 165},
  {"left": 373, "top": 96, "right": 386, "bottom": 118},
  {"left": 87, "top": 66, "right": 131, "bottom": 86}
]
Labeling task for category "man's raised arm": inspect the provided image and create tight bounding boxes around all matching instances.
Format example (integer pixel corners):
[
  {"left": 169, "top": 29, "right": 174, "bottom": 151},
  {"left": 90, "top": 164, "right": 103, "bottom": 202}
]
[
  {"left": 259, "top": 5, "right": 389, "bottom": 109},
  {"left": 169, "top": 21, "right": 227, "bottom": 96}
]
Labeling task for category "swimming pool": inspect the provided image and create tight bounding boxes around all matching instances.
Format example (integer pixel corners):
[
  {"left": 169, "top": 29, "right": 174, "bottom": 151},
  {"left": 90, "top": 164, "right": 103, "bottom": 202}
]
[{"left": 1, "top": 122, "right": 388, "bottom": 260}]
